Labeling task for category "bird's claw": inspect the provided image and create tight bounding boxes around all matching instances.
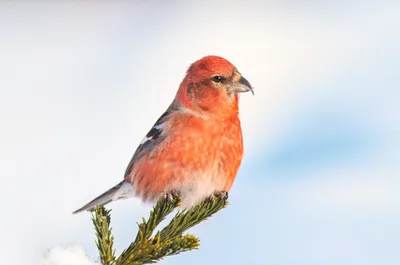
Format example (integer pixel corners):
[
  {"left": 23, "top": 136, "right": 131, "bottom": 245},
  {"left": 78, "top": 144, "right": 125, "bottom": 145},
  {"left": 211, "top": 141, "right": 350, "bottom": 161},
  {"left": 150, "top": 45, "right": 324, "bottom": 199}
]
[
  {"left": 214, "top": 190, "right": 229, "bottom": 207},
  {"left": 204, "top": 191, "right": 229, "bottom": 206},
  {"left": 164, "top": 189, "right": 181, "bottom": 204},
  {"left": 214, "top": 190, "right": 228, "bottom": 200}
]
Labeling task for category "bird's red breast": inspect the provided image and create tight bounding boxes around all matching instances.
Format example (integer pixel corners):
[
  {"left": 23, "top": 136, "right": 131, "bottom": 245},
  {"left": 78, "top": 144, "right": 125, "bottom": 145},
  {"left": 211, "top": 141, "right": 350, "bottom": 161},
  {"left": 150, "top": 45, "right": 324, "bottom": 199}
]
[{"left": 125, "top": 111, "right": 243, "bottom": 206}]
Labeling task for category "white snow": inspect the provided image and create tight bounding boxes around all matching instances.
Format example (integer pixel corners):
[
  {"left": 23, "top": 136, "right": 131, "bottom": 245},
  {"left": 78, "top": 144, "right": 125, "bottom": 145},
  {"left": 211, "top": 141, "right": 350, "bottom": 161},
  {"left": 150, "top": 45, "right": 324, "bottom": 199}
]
[{"left": 43, "top": 245, "right": 99, "bottom": 265}]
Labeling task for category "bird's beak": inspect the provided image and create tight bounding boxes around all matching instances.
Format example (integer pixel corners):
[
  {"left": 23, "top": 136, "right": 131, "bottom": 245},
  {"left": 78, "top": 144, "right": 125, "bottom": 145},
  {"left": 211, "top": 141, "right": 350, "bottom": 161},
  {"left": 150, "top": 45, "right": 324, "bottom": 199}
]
[{"left": 230, "top": 76, "right": 254, "bottom": 95}]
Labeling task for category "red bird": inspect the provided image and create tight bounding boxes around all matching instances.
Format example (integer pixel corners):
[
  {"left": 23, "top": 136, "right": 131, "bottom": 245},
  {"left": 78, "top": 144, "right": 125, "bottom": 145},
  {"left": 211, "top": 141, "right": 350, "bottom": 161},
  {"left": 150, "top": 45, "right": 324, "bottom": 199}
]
[{"left": 73, "top": 55, "right": 253, "bottom": 213}]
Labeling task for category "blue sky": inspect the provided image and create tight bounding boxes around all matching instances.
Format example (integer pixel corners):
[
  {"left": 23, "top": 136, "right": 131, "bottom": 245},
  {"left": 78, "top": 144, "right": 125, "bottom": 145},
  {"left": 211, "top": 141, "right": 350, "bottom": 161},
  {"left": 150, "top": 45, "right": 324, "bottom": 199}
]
[{"left": 0, "top": 1, "right": 399, "bottom": 265}]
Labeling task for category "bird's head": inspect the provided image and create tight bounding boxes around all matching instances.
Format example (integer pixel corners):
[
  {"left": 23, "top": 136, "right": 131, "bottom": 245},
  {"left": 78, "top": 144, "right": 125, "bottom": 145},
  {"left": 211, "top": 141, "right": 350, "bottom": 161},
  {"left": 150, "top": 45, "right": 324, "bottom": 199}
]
[{"left": 176, "top": 55, "right": 253, "bottom": 118}]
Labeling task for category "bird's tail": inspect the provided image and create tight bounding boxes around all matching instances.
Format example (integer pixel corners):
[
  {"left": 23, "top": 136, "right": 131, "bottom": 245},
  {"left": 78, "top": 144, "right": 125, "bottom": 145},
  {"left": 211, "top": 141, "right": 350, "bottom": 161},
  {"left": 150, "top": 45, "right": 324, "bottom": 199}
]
[{"left": 73, "top": 181, "right": 129, "bottom": 214}]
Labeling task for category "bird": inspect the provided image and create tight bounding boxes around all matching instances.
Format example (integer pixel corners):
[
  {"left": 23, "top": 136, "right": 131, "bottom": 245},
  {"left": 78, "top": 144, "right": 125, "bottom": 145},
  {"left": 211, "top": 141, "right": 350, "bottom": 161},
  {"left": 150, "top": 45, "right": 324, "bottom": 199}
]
[{"left": 73, "top": 55, "right": 253, "bottom": 214}]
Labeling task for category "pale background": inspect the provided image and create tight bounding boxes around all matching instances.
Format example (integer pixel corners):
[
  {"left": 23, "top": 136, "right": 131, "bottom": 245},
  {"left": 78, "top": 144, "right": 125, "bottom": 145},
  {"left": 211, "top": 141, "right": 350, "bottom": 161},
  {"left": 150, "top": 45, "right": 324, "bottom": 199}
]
[{"left": 0, "top": 1, "right": 399, "bottom": 265}]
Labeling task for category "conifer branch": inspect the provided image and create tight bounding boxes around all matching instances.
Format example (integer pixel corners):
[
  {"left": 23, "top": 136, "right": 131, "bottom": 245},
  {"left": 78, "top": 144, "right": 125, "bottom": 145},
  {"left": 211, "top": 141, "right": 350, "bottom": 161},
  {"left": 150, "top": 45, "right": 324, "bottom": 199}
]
[
  {"left": 91, "top": 192, "right": 228, "bottom": 265},
  {"left": 91, "top": 207, "right": 116, "bottom": 265},
  {"left": 159, "top": 192, "right": 229, "bottom": 241}
]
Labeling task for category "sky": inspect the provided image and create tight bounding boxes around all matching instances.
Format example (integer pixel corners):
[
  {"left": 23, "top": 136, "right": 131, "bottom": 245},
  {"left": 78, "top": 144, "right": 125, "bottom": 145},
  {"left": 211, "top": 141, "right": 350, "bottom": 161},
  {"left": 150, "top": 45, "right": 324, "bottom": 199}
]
[{"left": 0, "top": 1, "right": 399, "bottom": 265}]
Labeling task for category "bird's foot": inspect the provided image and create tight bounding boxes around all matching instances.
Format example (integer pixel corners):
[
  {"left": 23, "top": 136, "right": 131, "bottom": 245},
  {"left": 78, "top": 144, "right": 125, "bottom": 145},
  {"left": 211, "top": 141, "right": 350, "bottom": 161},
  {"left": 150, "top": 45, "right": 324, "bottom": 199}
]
[
  {"left": 204, "top": 191, "right": 229, "bottom": 206},
  {"left": 164, "top": 189, "right": 181, "bottom": 205},
  {"left": 214, "top": 190, "right": 228, "bottom": 200},
  {"left": 214, "top": 190, "right": 229, "bottom": 207}
]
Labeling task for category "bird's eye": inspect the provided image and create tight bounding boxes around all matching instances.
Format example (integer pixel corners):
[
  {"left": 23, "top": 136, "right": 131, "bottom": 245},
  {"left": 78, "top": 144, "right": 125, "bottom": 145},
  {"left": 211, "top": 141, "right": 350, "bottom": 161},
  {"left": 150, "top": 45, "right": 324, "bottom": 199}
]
[{"left": 211, "top": 75, "right": 224, "bottom": 83}]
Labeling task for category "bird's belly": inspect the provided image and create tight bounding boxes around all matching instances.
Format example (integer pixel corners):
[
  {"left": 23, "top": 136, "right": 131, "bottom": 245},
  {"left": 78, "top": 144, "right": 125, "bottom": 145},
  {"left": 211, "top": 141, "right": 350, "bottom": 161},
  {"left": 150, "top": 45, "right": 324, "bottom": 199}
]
[
  {"left": 172, "top": 166, "right": 226, "bottom": 208},
  {"left": 131, "top": 122, "right": 242, "bottom": 208}
]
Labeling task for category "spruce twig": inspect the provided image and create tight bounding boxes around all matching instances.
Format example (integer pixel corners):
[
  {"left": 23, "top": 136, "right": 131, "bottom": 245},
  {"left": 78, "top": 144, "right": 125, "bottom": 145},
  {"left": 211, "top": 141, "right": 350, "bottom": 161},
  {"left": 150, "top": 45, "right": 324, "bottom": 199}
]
[
  {"left": 92, "top": 192, "right": 228, "bottom": 265},
  {"left": 91, "top": 206, "right": 116, "bottom": 265},
  {"left": 159, "top": 193, "right": 228, "bottom": 241},
  {"left": 117, "top": 194, "right": 181, "bottom": 265}
]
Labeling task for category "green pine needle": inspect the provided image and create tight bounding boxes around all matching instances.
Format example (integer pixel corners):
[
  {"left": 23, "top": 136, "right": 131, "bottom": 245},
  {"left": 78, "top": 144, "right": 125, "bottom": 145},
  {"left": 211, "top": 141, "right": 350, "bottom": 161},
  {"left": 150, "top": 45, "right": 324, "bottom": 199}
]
[
  {"left": 91, "top": 206, "right": 116, "bottom": 265},
  {"left": 91, "top": 192, "right": 228, "bottom": 265}
]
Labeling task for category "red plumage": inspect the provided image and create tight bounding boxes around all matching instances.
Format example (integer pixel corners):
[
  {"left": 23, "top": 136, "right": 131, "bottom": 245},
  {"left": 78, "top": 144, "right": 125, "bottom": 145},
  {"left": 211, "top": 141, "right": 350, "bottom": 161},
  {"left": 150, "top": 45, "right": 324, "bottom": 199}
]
[{"left": 73, "top": 55, "right": 253, "bottom": 213}]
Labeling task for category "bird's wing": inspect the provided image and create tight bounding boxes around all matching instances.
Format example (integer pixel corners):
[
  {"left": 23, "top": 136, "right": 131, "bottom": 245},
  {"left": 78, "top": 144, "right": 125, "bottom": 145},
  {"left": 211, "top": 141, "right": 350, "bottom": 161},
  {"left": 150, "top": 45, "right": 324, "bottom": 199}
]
[{"left": 123, "top": 101, "right": 178, "bottom": 178}]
